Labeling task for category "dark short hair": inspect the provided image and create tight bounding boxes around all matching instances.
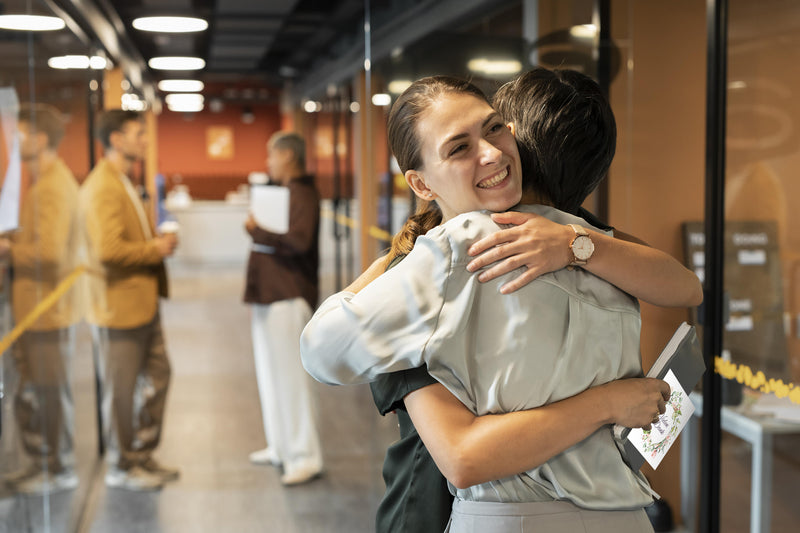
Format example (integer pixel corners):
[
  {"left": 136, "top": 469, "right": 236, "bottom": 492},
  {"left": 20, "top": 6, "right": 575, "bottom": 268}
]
[
  {"left": 19, "top": 103, "right": 66, "bottom": 149},
  {"left": 493, "top": 68, "right": 616, "bottom": 214},
  {"left": 388, "top": 75, "right": 488, "bottom": 174},
  {"left": 95, "top": 109, "right": 143, "bottom": 150}
]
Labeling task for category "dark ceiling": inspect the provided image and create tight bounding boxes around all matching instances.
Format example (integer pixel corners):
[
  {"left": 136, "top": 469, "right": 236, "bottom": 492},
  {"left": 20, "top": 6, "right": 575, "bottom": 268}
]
[{"left": 1, "top": 0, "right": 523, "bottom": 108}]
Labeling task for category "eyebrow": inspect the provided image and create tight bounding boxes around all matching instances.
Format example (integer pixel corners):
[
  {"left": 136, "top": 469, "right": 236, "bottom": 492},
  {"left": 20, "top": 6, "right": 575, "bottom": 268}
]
[{"left": 441, "top": 111, "right": 501, "bottom": 148}]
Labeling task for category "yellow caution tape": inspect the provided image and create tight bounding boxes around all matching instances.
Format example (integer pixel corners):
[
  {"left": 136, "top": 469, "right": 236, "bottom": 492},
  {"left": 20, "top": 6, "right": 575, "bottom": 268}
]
[
  {"left": 321, "top": 208, "right": 393, "bottom": 243},
  {"left": 0, "top": 265, "right": 87, "bottom": 355}
]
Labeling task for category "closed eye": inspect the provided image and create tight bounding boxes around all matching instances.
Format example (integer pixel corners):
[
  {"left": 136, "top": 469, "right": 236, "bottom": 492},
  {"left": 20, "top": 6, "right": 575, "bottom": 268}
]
[
  {"left": 449, "top": 143, "right": 468, "bottom": 157},
  {"left": 486, "top": 122, "right": 505, "bottom": 134}
]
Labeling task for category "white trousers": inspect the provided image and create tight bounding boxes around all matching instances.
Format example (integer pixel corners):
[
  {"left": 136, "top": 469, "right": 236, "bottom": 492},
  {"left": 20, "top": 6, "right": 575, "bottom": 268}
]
[{"left": 251, "top": 298, "right": 323, "bottom": 474}]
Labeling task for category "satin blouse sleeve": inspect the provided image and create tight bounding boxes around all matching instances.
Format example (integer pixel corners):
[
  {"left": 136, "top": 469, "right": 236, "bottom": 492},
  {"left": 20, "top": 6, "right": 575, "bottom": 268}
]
[{"left": 300, "top": 231, "right": 452, "bottom": 385}]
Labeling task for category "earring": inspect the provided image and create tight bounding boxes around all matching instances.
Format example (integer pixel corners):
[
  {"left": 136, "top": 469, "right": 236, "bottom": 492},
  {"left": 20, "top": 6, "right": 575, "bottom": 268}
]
[{"left": 427, "top": 192, "right": 434, "bottom": 198}]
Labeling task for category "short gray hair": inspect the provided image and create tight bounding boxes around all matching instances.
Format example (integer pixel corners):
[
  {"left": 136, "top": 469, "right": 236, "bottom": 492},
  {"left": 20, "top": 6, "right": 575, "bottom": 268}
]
[{"left": 269, "top": 131, "right": 305, "bottom": 168}]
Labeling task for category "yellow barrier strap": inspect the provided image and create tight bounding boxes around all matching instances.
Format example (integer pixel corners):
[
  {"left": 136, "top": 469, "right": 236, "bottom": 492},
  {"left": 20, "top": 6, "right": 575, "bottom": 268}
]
[
  {"left": 0, "top": 265, "right": 86, "bottom": 355},
  {"left": 321, "top": 208, "right": 393, "bottom": 243}
]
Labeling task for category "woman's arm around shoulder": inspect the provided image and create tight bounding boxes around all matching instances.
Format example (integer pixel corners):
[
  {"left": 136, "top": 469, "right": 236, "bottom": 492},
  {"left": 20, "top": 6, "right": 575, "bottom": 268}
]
[{"left": 466, "top": 210, "right": 702, "bottom": 307}]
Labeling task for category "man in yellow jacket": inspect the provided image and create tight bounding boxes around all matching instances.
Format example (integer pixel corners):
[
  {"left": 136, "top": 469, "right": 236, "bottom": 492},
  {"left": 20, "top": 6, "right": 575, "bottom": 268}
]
[
  {"left": 0, "top": 104, "right": 80, "bottom": 494},
  {"left": 81, "top": 109, "right": 178, "bottom": 491}
]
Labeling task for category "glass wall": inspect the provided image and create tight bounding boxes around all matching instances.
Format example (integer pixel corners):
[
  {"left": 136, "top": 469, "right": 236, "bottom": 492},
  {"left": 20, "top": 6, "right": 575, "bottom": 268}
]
[
  {"left": 716, "top": 1, "right": 800, "bottom": 531},
  {"left": 0, "top": 0, "right": 98, "bottom": 530}
]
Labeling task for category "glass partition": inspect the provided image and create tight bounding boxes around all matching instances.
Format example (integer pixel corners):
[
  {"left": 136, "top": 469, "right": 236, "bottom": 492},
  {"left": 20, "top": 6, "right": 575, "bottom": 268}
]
[
  {"left": 0, "top": 0, "right": 98, "bottom": 530},
  {"left": 716, "top": 1, "right": 800, "bottom": 531}
]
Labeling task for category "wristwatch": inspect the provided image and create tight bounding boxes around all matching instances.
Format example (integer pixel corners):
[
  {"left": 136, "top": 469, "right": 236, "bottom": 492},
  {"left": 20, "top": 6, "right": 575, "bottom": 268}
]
[{"left": 568, "top": 224, "right": 594, "bottom": 267}]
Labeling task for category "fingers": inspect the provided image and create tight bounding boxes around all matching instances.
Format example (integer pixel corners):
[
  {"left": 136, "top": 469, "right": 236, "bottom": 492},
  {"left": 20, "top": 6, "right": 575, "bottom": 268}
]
[
  {"left": 499, "top": 269, "right": 541, "bottom": 294},
  {"left": 474, "top": 258, "right": 520, "bottom": 283},
  {"left": 661, "top": 382, "right": 672, "bottom": 401},
  {"left": 489, "top": 211, "right": 538, "bottom": 226},
  {"left": 467, "top": 230, "right": 516, "bottom": 260}
]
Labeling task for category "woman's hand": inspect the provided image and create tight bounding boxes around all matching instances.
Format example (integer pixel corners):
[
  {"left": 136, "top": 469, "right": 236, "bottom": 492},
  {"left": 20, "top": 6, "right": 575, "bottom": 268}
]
[
  {"left": 599, "top": 378, "right": 671, "bottom": 431},
  {"left": 466, "top": 211, "right": 573, "bottom": 294}
]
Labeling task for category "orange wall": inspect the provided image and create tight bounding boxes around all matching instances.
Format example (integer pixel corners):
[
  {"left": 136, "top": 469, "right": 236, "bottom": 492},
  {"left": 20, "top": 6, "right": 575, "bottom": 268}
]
[{"left": 156, "top": 104, "right": 281, "bottom": 180}]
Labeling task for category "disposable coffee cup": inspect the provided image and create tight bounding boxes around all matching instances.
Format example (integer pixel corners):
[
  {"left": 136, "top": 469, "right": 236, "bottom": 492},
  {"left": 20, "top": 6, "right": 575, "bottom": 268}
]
[{"left": 158, "top": 220, "right": 180, "bottom": 236}]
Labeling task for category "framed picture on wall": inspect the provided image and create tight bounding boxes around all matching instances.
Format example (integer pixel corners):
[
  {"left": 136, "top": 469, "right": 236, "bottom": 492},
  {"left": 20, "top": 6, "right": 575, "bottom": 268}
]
[{"left": 206, "top": 126, "right": 234, "bottom": 160}]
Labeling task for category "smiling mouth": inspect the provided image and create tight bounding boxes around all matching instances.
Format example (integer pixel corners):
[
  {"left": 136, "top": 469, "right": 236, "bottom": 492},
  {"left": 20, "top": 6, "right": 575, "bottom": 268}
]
[{"left": 477, "top": 167, "right": 509, "bottom": 189}]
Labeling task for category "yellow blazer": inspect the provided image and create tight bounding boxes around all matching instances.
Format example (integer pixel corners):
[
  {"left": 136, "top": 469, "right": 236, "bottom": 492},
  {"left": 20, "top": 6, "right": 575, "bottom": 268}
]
[
  {"left": 80, "top": 158, "right": 168, "bottom": 329},
  {"left": 11, "top": 158, "right": 81, "bottom": 331}
]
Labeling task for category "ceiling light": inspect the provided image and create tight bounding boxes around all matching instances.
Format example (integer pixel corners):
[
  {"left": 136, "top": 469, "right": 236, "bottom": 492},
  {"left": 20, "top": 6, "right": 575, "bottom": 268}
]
[
  {"left": 133, "top": 16, "right": 208, "bottom": 33},
  {"left": 121, "top": 93, "right": 147, "bottom": 112},
  {"left": 149, "top": 56, "right": 206, "bottom": 71},
  {"left": 303, "top": 101, "right": 321, "bottom": 113},
  {"left": 158, "top": 79, "right": 204, "bottom": 92},
  {"left": 570, "top": 24, "right": 597, "bottom": 39},
  {"left": 89, "top": 56, "right": 108, "bottom": 69},
  {"left": 0, "top": 14, "right": 65, "bottom": 31},
  {"left": 387, "top": 80, "right": 412, "bottom": 94},
  {"left": 371, "top": 94, "right": 391, "bottom": 106},
  {"left": 166, "top": 93, "right": 204, "bottom": 113},
  {"left": 48, "top": 55, "right": 111, "bottom": 70},
  {"left": 349, "top": 102, "right": 360, "bottom": 113},
  {"left": 467, "top": 58, "right": 522, "bottom": 76},
  {"left": 48, "top": 55, "right": 90, "bottom": 69}
]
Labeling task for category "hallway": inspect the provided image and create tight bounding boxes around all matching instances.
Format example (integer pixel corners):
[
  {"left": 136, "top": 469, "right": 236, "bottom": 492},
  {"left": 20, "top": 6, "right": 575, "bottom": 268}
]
[{"left": 80, "top": 261, "right": 396, "bottom": 532}]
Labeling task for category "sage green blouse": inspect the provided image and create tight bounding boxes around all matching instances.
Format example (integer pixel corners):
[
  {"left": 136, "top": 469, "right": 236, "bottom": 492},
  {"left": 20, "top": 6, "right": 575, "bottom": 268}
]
[{"left": 301, "top": 205, "right": 654, "bottom": 510}]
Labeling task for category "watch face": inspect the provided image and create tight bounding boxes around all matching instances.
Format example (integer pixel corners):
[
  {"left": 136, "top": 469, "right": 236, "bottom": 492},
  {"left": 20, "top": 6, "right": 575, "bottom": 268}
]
[{"left": 572, "top": 235, "right": 594, "bottom": 260}]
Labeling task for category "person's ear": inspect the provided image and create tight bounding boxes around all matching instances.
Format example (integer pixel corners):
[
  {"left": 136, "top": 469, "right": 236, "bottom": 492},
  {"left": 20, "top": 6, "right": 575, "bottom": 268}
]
[
  {"left": 507, "top": 122, "right": 516, "bottom": 137},
  {"left": 35, "top": 132, "right": 49, "bottom": 152},
  {"left": 108, "top": 129, "right": 122, "bottom": 150},
  {"left": 405, "top": 170, "right": 436, "bottom": 201}
]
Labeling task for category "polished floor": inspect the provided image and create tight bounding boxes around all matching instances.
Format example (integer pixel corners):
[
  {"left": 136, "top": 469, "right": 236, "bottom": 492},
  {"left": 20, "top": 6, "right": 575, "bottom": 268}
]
[{"left": 2, "top": 259, "right": 800, "bottom": 532}]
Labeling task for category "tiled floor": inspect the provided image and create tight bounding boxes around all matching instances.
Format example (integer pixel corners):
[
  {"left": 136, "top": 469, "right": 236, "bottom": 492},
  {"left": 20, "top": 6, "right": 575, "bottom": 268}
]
[{"left": 2, "top": 260, "right": 800, "bottom": 532}]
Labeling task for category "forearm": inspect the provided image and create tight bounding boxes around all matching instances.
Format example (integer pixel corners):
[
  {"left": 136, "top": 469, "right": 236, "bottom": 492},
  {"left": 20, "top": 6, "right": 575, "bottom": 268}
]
[
  {"left": 583, "top": 229, "right": 702, "bottom": 307},
  {"left": 406, "top": 384, "right": 612, "bottom": 489}
]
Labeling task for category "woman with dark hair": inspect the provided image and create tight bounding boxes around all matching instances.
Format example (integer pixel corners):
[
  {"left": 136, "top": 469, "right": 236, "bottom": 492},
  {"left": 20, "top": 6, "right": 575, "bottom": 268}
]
[{"left": 302, "top": 72, "right": 698, "bottom": 532}]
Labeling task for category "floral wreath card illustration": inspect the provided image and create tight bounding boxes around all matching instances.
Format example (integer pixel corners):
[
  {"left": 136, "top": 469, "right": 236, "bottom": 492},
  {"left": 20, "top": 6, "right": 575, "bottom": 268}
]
[{"left": 627, "top": 370, "right": 695, "bottom": 469}]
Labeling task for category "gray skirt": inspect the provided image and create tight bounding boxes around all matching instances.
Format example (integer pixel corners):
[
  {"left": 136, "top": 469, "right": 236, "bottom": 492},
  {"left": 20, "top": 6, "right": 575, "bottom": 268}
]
[{"left": 445, "top": 500, "right": 654, "bottom": 533}]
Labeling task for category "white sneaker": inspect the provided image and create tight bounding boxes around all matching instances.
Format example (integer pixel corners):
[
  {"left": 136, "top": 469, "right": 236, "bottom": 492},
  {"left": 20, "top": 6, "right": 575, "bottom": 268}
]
[
  {"left": 280, "top": 463, "right": 323, "bottom": 486},
  {"left": 249, "top": 447, "right": 281, "bottom": 466},
  {"left": 15, "top": 470, "right": 79, "bottom": 495},
  {"left": 105, "top": 466, "right": 164, "bottom": 491}
]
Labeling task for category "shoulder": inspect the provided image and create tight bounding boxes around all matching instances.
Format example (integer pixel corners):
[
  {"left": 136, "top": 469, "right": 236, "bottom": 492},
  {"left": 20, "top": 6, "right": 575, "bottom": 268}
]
[
  {"left": 519, "top": 204, "right": 613, "bottom": 236},
  {"left": 289, "top": 176, "right": 320, "bottom": 200},
  {"left": 423, "top": 211, "right": 500, "bottom": 263}
]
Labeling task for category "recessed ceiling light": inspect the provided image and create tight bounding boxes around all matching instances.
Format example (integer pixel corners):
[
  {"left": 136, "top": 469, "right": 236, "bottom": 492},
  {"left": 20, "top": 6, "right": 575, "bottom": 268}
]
[
  {"left": 371, "top": 94, "right": 391, "bottom": 106},
  {"left": 158, "top": 79, "right": 205, "bottom": 92},
  {"left": 48, "top": 55, "right": 107, "bottom": 70},
  {"left": 0, "top": 14, "right": 66, "bottom": 31},
  {"left": 387, "top": 80, "right": 412, "bottom": 94},
  {"left": 149, "top": 56, "right": 206, "bottom": 71},
  {"left": 570, "top": 24, "right": 597, "bottom": 39},
  {"left": 467, "top": 58, "right": 522, "bottom": 76},
  {"left": 133, "top": 16, "right": 208, "bottom": 33},
  {"left": 166, "top": 93, "right": 204, "bottom": 112}
]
